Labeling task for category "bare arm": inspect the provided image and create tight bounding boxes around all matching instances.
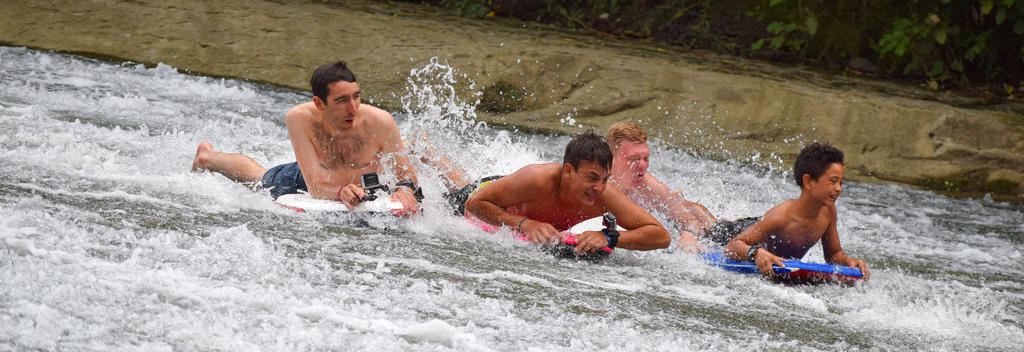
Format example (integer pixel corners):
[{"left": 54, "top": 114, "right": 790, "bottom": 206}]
[
  {"left": 820, "top": 208, "right": 871, "bottom": 279},
  {"left": 374, "top": 111, "right": 417, "bottom": 185},
  {"left": 724, "top": 214, "right": 776, "bottom": 261},
  {"left": 465, "top": 165, "right": 562, "bottom": 244},
  {"left": 724, "top": 207, "right": 787, "bottom": 276},
  {"left": 405, "top": 135, "right": 471, "bottom": 189},
  {"left": 372, "top": 108, "right": 420, "bottom": 214},
  {"left": 285, "top": 106, "right": 341, "bottom": 199},
  {"left": 598, "top": 186, "right": 671, "bottom": 250},
  {"left": 642, "top": 175, "right": 716, "bottom": 250}
]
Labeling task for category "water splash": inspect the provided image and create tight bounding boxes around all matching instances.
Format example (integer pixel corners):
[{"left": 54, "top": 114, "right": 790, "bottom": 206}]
[
  {"left": 394, "top": 57, "right": 547, "bottom": 197},
  {"left": 399, "top": 57, "right": 482, "bottom": 139},
  {"left": 2, "top": 47, "right": 1023, "bottom": 351}
]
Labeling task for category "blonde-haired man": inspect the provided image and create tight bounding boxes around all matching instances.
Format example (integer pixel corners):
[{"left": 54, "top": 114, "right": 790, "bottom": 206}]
[{"left": 606, "top": 121, "right": 716, "bottom": 252}]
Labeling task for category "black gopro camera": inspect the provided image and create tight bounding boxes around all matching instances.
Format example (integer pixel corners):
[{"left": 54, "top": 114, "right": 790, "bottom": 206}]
[
  {"left": 602, "top": 212, "right": 620, "bottom": 248},
  {"left": 359, "top": 172, "right": 389, "bottom": 201},
  {"left": 602, "top": 212, "right": 617, "bottom": 230}
]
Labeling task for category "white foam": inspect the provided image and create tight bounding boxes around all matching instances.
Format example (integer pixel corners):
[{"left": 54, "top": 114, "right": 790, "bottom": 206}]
[
  {"left": 760, "top": 284, "right": 829, "bottom": 314},
  {"left": 2, "top": 237, "right": 47, "bottom": 257},
  {"left": 399, "top": 319, "right": 462, "bottom": 344},
  {"left": 3, "top": 47, "right": 1024, "bottom": 351}
]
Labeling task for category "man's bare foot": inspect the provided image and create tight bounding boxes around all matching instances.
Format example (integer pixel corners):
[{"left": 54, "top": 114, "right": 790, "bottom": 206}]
[{"left": 191, "top": 142, "right": 214, "bottom": 172}]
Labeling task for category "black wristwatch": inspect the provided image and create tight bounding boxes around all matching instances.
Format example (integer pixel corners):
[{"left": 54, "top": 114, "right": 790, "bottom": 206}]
[
  {"left": 747, "top": 244, "right": 762, "bottom": 263},
  {"left": 395, "top": 180, "right": 424, "bottom": 202}
]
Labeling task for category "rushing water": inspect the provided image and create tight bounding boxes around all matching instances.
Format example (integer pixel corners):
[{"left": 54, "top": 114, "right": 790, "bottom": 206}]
[{"left": 1, "top": 46, "right": 1022, "bottom": 351}]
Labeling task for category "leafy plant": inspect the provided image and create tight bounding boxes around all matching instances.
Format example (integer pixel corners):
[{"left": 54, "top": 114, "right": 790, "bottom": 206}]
[
  {"left": 875, "top": 0, "right": 1024, "bottom": 86},
  {"left": 439, "top": 0, "right": 492, "bottom": 19},
  {"left": 422, "top": 0, "right": 1024, "bottom": 91}
]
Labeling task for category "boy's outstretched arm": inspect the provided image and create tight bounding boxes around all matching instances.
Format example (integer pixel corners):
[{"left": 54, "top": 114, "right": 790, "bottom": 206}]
[
  {"left": 820, "top": 216, "right": 871, "bottom": 280},
  {"left": 724, "top": 211, "right": 787, "bottom": 277}
]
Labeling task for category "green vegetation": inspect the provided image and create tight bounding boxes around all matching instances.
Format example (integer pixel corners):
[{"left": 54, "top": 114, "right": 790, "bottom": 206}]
[{"left": 416, "top": 0, "right": 1023, "bottom": 94}]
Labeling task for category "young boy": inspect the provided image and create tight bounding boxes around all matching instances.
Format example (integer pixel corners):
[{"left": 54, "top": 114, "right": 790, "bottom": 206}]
[{"left": 723, "top": 142, "right": 870, "bottom": 279}]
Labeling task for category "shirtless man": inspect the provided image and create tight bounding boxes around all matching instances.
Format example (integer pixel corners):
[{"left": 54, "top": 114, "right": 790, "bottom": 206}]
[
  {"left": 191, "top": 61, "right": 420, "bottom": 215},
  {"left": 605, "top": 122, "right": 716, "bottom": 252},
  {"left": 464, "top": 131, "right": 670, "bottom": 254}
]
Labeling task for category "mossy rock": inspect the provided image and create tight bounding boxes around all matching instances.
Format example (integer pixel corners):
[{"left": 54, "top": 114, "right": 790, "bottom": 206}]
[
  {"left": 984, "top": 179, "right": 1021, "bottom": 194},
  {"left": 922, "top": 174, "right": 1021, "bottom": 195},
  {"left": 479, "top": 81, "right": 528, "bottom": 113}
]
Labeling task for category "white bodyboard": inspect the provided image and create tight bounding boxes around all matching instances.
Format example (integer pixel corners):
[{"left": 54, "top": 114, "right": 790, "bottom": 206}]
[
  {"left": 274, "top": 193, "right": 403, "bottom": 213},
  {"left": 567, "top": 216, "right": 627, "bottom": 234}
]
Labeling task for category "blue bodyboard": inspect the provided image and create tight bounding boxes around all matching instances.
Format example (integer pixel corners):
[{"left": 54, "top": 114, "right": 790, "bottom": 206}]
[{"left": 701, "top": 248, "right": 863, "bottom": 285}]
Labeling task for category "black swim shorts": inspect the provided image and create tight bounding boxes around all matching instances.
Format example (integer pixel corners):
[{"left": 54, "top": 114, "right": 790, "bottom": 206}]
[
  {"left": 442, "top": 175, "right": 504, "bottom": 215},
  {"left": 262, "top": 162, "right": 307, "bottom": 199},
  {"left": 703, "top": 217, "right": 761, "bottom": 245}
]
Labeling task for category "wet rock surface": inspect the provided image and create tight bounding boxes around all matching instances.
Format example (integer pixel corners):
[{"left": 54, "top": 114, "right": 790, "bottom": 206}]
[{"left": 3, "top": 0, "right": 1021, "bottom": 199}]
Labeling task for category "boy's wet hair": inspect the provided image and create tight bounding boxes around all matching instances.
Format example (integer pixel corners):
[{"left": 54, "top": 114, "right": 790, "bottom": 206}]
[
  {"left": 310, "top": 61, "right": 358, "bottom": 103},
  {"left": 564, "top": 130, "right": 613, "bottom": 172},
  {"left": 794, "top": 142, "right": 844, "bottom": 187}
]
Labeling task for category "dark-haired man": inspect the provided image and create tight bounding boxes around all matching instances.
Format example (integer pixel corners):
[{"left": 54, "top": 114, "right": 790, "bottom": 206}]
[
  {"left": 723, "top": 142, "right": 870, "bottom": 279},
  {"left": 191, "top": 61, "right": 420, "bottom": 215},
  {"left": 464, "top": 131, "right": 671, "bottom": 254}
]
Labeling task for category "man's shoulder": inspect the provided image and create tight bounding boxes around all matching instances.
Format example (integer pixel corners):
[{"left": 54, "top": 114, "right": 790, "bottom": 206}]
[
  {"left": 286, "top": 102, "right": 318, "bottom": 122},
  {"left": 359, "top": 104, "right": 395, "bottom": 124},
  {"left": 520, "top": 163, "right": 561, "bottom": 175},
  {"left": 469, "top": 164, "right": 556, "bottom": 200},
  {"left": 507, "top": 163, "right": 559, "bottom": 185},
  {"left": 357, "top": 105, "right": 400, "bottom": 145}
]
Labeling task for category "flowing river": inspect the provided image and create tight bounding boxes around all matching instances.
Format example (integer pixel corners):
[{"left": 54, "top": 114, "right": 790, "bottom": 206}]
[{"left": 2, "top": 47, "right": 1022, "bottom": 351}]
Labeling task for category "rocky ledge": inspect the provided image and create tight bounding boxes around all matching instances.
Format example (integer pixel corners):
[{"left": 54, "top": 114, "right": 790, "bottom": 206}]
[{"left": 3, "top": 0, "right": 1022, "bottom": 200}]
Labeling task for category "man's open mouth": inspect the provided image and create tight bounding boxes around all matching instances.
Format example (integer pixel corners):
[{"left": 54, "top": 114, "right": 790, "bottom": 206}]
[{"left": 633, "top": 172, "right": 644, "bottom": 183}]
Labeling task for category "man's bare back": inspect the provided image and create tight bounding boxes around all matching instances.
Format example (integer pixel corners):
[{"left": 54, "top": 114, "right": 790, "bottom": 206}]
[{"left": 493, "top": 163, "right": 621, "bottom": 231}]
